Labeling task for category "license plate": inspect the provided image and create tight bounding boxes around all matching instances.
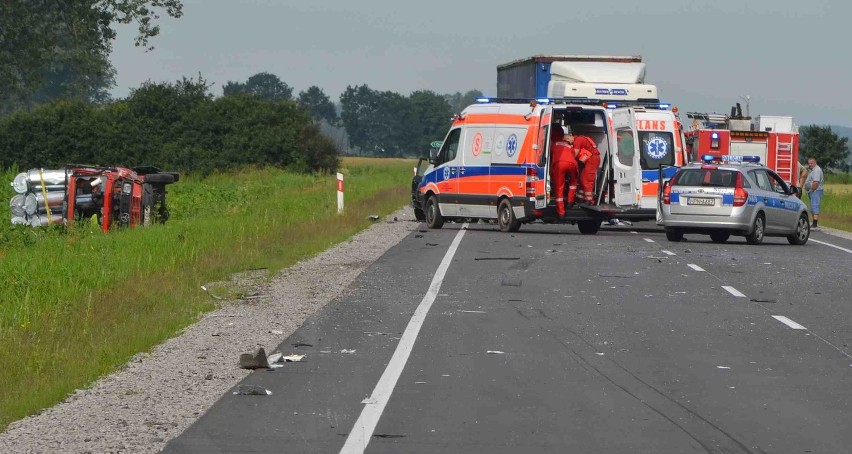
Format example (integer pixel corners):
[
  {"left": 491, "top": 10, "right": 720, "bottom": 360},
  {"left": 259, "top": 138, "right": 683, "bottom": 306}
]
[{"left": 687, "top": 197, "right": 715, "bottom": 206}]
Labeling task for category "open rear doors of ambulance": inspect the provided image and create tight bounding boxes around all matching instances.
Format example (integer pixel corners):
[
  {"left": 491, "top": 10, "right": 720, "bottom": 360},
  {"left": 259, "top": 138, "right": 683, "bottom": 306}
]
[
  {"left": 610, "top": 108, "right": 642, "bottom": 207},
  {"left": 535, "top": 106, "right": 553, "bottom": 210}
]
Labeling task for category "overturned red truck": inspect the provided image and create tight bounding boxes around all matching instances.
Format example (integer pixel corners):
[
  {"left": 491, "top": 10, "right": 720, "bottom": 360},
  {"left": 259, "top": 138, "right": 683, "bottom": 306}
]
[{"left": 10, "top": 165, "right": 178, "bottom": 232}]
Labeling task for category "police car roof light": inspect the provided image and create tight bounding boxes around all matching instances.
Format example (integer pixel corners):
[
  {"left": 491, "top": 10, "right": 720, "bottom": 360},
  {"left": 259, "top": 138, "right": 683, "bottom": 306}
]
[
  {"left": 658, "top": 103, "right": 671, "bottom": 109},
  {"left": 536, "top": 98, "right": 551, "bottom": 105},
  {"left": 701, "top": 155, "right": 718, "bottom": 163}
]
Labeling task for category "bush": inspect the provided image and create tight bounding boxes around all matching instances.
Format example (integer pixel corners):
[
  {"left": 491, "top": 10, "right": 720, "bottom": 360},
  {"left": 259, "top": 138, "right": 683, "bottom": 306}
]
[{"left": 0, "top": 78, "right": 339, "bottom": 174}]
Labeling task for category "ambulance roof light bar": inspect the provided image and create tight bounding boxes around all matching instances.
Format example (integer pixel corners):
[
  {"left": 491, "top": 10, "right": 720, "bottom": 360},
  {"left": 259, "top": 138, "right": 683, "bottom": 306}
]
[{"left": 701, "top": 155, "right": 760, "bottom": 164}]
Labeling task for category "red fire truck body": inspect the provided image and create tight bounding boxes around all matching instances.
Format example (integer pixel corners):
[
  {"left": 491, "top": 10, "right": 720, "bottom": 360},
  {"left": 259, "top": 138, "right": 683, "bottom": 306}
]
[{"left": 685, "top": 113, "right": 799, "bottom": 185}]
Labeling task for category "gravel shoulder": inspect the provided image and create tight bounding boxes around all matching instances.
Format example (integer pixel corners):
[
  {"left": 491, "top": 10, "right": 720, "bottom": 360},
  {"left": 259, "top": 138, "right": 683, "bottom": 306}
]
[{"left": 0, "top": 207, "right": 419, "bottom": 454}]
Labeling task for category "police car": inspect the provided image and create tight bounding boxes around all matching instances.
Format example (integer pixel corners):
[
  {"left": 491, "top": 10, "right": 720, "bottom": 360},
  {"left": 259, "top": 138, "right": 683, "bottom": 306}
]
[{"left": 660, "top": 155, "right": 810, "bottom": 245}]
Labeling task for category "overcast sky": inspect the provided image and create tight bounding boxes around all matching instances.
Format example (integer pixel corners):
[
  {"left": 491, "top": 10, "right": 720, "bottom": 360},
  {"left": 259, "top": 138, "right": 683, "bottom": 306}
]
[{"left": 110, "top": 0, "right": 852, "bottom": 127}]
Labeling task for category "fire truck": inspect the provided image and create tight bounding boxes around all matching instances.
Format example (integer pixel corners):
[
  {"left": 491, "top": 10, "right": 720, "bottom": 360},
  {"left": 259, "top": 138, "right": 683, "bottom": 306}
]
[{"left": 684, "top": 105, "right": 799, "bottom": 185}]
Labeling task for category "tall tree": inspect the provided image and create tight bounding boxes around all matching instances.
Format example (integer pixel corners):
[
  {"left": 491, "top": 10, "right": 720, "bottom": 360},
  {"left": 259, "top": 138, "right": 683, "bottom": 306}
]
[
  {"left": 406, "top": 90, "right": 453, "bottom": 156},
  {"left": 0, "top": 1, "right": 183, "bottom": 113},
  {"left": 443, "top": 89, "right": 484, "bottom": 113},
  {"left": 800, "top": 125, "right": 850, "bottom": 171},
  {"left": 297, "top": 86, "right": 338, "bottom": 125},
  {"left": 222, "top": 72, "right": 292, "bottom": 102}
]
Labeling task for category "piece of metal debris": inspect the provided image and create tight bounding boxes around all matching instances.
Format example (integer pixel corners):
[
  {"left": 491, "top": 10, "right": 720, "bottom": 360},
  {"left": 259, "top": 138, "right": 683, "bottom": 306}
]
[
  {"left": 368, "top": 215, "right": 380, "bottom": 221},
  {"left": 200, "top": 285, "right": 223, "bottom": 300},
  {"left": 233, "top": 385, "right": 272, "bottom": 396},
  {"left": 486, "top": 350, "right": 505, "bottom": 355},
  {"left": 239, "top": 348, "right": 270, "bottom": 370}
]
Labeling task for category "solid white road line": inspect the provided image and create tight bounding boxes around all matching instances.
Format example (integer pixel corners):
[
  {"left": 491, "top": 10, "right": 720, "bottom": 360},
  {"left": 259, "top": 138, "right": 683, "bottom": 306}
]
[
  {"left": 772, "top": 315, "right": 807, "bottom": 330},
  {"left": 340, "top": 225, "right": 467, "bottom": 454},
  {"left": 722, "top": 285, "right": 746, "bottom": 297},
  {"left": 661, "top": 250, "right": 677, "bottom": 256},
  {"left": 810, "top": 239, "right": 852, "bottom": 255},
  {"left": 644, "top": 238, "right": 655, "bottom": 243},
  {"left": 687, "top": 264, "right": 705, "bottom": 272}
]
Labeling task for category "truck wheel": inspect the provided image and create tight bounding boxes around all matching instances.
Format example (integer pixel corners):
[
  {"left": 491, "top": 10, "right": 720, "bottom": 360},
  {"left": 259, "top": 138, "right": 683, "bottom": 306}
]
[
  {"left": 425, "top": 196, "right": 444, "bottom": 229},
  {"left": 745, "top": 213, "right": 765, "bottom": 245},
  {"left": 787, "top": 213, "right": 810, "bottom": 245},
  {"left": 144, "top": 173, "right": 176, "bottom": 184},
  {"left": 577, "top": 220, "right": 601, "bottom": 235},
  {"left": 709, "top": 232, "right": 730, "bottom": 243},
  {"left": 498, "top": 199, "right": 521, "bottom": 233},
  {"left": 665, "top": 229, "right": 684, "bottom": 242}
]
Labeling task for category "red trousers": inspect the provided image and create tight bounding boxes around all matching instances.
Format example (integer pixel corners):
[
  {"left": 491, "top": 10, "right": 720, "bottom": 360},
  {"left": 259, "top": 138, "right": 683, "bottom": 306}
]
[
  {"left": 550, "top": 160, "right": 578, "bottom": 216},
  {"left": 579, "top": 154, "right": 600, "bottom": 204}
]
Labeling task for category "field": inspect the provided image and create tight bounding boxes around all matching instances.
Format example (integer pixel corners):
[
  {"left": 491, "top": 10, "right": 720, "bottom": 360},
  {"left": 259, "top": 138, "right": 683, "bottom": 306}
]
[{"left": 0, "top": 158, "right": 414, "bottom": 430}]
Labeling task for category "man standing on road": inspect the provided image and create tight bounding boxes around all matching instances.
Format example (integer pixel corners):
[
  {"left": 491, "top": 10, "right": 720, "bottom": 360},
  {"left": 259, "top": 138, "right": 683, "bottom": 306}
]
[
  {"left": 549, "top": 125, "right": 578, "bottom": 217},
  {"left": 804, "top": 157, "right": 824, "bottom": 229},
  {"left": 568, "top": 132, "right": 601, "bottom": 205}
]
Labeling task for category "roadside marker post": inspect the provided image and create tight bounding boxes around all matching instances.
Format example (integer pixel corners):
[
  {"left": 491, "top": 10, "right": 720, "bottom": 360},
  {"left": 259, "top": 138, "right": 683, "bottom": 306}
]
[{"left": 337, "top": 172, "right": 344, "bottom": 214}]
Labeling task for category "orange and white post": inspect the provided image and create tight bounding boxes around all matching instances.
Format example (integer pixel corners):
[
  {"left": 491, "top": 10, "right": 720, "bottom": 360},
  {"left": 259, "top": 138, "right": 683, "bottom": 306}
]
[{"left": 336, "top": 172, "right": 344, "bottom": 214}]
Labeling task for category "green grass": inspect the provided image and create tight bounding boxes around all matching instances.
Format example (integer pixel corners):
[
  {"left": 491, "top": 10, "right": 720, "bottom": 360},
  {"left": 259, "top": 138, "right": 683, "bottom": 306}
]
[
  {"left": 0, "top": 157, "right": 414, "bottom": 429},
  {"left": 802, "top": 183, "right": 852, "bottom": 231}
]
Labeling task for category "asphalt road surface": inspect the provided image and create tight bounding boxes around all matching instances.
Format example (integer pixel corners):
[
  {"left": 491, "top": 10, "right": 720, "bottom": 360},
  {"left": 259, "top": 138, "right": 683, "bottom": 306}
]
[{"left": 165, "top": 222, "right": 852, "bottom": 454}]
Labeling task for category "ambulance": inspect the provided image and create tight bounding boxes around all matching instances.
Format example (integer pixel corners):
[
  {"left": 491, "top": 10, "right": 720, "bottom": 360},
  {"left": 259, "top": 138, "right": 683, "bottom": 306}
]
[{"left": 412, "top": 98, "right": 687, "bottom": 234}]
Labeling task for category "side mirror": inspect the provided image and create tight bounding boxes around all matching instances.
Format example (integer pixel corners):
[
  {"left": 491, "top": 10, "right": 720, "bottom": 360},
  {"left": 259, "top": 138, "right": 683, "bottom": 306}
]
[
  {"left": 789, "top": 185, "right": 800, "bottom": 197},
  {"left": 429, "top": 147, "right": 440, "bottom": 165}
]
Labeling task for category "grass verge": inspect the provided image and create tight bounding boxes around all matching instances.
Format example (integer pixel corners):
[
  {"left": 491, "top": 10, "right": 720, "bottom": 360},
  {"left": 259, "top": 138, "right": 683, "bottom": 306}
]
[
  {"left": 802, "top": 183, "right": 852, "bottom": 231},
  {"left": 0, "top": 157, "right": 414, "bottom": 430}
]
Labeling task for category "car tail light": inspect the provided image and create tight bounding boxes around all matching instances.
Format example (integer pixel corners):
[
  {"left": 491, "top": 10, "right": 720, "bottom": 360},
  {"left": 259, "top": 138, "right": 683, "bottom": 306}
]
[
  {"left": 663, "top": 182, "right": 672, "bottom": 205},
  {"left": 733, "top": 173, "right": 748, "bottom": 207},
  {"left": 526, "top": 167, "right": 538, "bottom": 196}
]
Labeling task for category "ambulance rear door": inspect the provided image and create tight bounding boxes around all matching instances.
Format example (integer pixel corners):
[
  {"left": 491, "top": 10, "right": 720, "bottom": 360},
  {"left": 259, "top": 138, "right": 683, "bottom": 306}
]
[
  {"left": 611, "top": 107, "right": 641, "bottom": 206},
  {"left": 536, "top": 106, "right": 553, "bottom": 209}
]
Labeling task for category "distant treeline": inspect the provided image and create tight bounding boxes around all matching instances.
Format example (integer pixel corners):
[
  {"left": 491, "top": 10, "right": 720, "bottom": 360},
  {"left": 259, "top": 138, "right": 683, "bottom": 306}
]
[{"left": 0, "top": 71, "right": 482, "bottom": 174}]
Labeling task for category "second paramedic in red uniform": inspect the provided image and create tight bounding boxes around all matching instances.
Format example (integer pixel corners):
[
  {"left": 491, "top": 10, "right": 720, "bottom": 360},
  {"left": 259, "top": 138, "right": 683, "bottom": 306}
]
[
  {"left": 569, "top": 133, "right": 601, "bottom": 205},
  {"left": 549, "top": 125, "right": 578, "bottom": 216}
]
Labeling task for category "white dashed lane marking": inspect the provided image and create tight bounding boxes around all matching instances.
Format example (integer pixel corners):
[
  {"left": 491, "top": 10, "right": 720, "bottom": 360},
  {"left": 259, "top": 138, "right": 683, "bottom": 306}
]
[
  {"left": 810, "top": 239, "right": 852, "bottom": 255},
  {"left": 722, "top": 286, "right": 746, "bottom": 297},
  {"left": 772, "top": 315, "right": 807, "bottom": 330},
  {"left": 644, "top": 238, "right": 655, "bottom": 243},
  {"left": 687, "top": 264, "right": 705, "bottom": 272}
]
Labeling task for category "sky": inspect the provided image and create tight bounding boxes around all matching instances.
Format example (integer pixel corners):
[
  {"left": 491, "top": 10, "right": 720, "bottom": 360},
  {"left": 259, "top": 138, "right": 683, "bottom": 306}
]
[{"left": 110, "top": 0, "right": 852, "bottom": 127}]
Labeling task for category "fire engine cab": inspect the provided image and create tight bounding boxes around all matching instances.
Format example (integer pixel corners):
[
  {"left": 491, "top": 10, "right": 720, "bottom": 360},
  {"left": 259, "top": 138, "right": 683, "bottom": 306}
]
[{"left": 685, "top": 108, "right": 799, "bottom": 186}]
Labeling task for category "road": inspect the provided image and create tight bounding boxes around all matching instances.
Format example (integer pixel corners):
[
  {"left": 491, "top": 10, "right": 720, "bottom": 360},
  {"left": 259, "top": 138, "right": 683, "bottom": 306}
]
[{"left": 164, "top": 222, "right": 852, "bottom": 453}]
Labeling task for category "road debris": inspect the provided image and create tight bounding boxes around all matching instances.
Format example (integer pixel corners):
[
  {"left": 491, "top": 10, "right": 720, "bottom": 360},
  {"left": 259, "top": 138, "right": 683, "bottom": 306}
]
[
  {"left": 281, "top": 354, "right": 305, "bottom": 362},
  {"left": 233, "top": 385, "right": 272, "bottom": 396},
  {"left": 239, "top": 348, "right": 270, "bottom": 370},
  {"left": 340, "top": 349, "right": 356, "bottom": 354},
  {"left": 717, "top": 366, "right": 731, "bottom": 370},
  {"left": 368, "top": 215, "right": 380, "bottom": 221},
  {"left": 486, "top": 350, "right": 505, "bottom": 355},
  {"left": 292, "top": 342, "right": 313, "bottom": 348},
  {"left": 474, "top": 257, "right": 520, "bottom": 261},
  {"left": 200, "top": 285, "right": 223, "bottom": 300},
  {"left": 458, "top": 310, "right": 486, "bottom": 314}
]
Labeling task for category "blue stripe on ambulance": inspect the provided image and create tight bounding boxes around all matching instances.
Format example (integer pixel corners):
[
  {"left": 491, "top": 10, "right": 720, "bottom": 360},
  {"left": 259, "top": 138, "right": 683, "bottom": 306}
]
[{"left": 641, "top": 167, "right": 679, "bottom": 182}]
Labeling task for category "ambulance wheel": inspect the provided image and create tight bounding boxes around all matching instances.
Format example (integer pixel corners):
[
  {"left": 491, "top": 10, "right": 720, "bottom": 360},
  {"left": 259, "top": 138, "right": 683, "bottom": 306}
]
[
  {"left": 425, "top": 196, "right": 444, "bottom": 229},
  {"left": 745, "top": 213, "right": 765, "bottom": 245},
  {"left": 709, "top": 232, "right": 730, "bottom": 243},
  {"left": 577, "top": 220, "right": 601, "bottom": 235},
  {"left": 498, "top": 199, "right": 521, "bottom": 233},
  {"left": 787, "top": 213, "right": 810, "bottom": 245},
  {"left": 665, "top": 229, "right": 684, "bottom": 242}
]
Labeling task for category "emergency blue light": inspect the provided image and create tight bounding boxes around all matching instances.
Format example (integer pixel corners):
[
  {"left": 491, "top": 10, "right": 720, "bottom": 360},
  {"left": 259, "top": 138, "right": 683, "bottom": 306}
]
[
  {"left": 659, "top": 103, "right": 671, "bottom": 109},
  {"left": 606, "top": 103, "right": 617, "bottom": 109},
  {"left": 701, "top": 155, "right": 717, "bottom": 162},
  {"left": 536, "top": 98, "right": 551, "bottom": 105},
  {"left": 475, "top": 97, "right": 491, "bottom": 103},
  {"left": 711, "top": 132, "right": 719, "bottom": 139}
]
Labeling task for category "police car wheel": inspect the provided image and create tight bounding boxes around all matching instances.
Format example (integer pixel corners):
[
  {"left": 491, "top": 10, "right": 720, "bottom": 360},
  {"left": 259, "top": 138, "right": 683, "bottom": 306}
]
[
  {"left": 498, "top": 199, "right": 521, "bottom": 233},
  {"left": 787, "top": 213, "right": 810, "bottom": 245},
  {"left": 709, "top": 232, "right": 730, "bottom": 243},
  {"left": 425, "top": 196, "right": 444, "bottom": 229},
  {"left": 665, "top": 230, "right": 684, "bottom": 242},
  {"left": 745, "top": 213, "right": 765, "bottom": 245}
]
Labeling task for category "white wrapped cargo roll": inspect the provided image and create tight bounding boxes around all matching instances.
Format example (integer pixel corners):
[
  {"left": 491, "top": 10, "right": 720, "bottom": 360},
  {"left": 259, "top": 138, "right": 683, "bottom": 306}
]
[
  {"left": 24, "top": 191, "right": 64, "bottom": 216},
  {"left": 10, "top": 194, "right": 26, "bottom": 217},
  {"left": 12, "top": 169, "right": 70, "bottom": 194},
  {"left": 28, "top": 213, "right": 64, "bottom": 227}
]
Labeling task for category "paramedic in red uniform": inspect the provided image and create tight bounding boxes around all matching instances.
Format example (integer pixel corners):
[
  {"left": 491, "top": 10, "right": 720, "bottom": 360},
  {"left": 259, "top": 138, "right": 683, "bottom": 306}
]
[
  {"left": 569, "top": 133, "right": 601, "bottom": 205},
  {"left": 549, "top": 125, "right": 578, "bottom": 216}
]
